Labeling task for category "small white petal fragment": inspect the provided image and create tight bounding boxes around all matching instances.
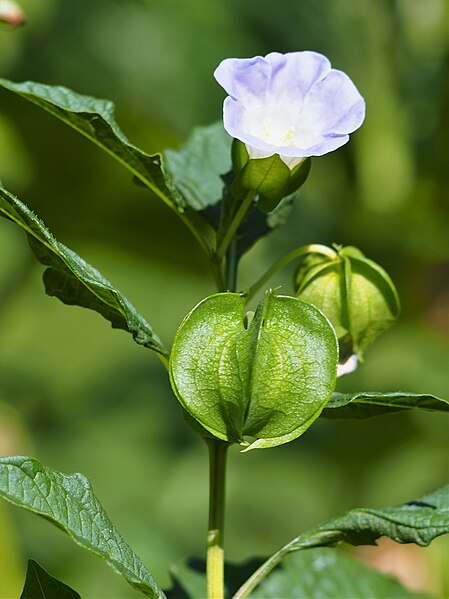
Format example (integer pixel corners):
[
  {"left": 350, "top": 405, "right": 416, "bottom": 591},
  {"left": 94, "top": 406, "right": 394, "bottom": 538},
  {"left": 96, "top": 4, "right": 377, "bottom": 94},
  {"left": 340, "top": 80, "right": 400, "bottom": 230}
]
[
  {"left": 337, "top": 354, "right": 358, "bottom": 378},
  {"left": 0, "top": 0, "right": 25, "bottom": 27},
  {"left": 214, "top": 51, "right": 365, "bottom": 167}
]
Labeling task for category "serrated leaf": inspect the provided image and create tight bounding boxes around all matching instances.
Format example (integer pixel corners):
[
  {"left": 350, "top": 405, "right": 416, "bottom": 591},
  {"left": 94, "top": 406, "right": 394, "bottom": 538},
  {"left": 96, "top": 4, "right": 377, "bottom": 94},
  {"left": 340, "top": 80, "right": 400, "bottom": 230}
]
[
  {"left": 323, "top": 391, "right": 449, "bottom": 419},
  {"left": 164, "top": 123, "right": 294, "bottom": 258},
  {"left": 251, "top": 549, "right": 422, "bottom": 598},
  {"left": 20, "top": 559, "right": 81, "bottom": 599},
  {"left": 169, "top": 291, "right": 338, "bottom": 450},
  {"left": 234, "top": 484, "right": 449, "bottom": 597},
  {"left": 0, "top": 184, "right": 167, "bottom": 356},
  {"left": 0, "top": 78, "right": 184, "bottom": 212},
  {"left": 0, "top": 457, "right": 165, "bottom": 599},
  {"left": 289, "top": 484, "right": 449, "bottom": 550}
]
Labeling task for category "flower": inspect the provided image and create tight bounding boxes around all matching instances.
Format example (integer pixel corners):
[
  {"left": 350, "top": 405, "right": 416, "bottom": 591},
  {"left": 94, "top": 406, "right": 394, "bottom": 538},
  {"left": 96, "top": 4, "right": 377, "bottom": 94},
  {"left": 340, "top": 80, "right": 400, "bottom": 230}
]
[{"left": 214, "top": 51, "right": 365, "bottom": 168}]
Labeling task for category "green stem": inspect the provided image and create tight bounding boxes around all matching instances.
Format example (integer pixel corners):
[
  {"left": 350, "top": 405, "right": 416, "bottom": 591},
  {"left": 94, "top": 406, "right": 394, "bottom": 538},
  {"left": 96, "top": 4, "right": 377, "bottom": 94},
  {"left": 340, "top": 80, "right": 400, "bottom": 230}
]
[
  {"left": 206, "top": 439, "right": 229, "bottom": 599},
  {"left": 210, "top": 253, "right": 227, "bottom": 292},
  {"left": 247, "top": 243, "right": 337, "bottom": 301},
  {"left": 216, "top": 191, "right": 255, "bottom": 261},
  {"left": 232, "top": 542, "right": 294, "bottom": 599},
  {"left": 225, "top": 239, "right": 238, "bottom": 292},
  {"left": 157, "top": 352, "right": 170, "bottom": 371}
]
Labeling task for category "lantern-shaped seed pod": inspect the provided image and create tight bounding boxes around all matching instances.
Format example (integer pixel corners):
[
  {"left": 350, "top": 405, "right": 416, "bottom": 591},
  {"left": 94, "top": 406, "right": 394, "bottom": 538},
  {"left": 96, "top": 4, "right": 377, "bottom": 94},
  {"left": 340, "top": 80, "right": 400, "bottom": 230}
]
[
  {"left": 169, "top": 291, "right": 338, "bottom": 451},
  {"left": 294, "top": 246, "right": 400, "bottom": 365}
]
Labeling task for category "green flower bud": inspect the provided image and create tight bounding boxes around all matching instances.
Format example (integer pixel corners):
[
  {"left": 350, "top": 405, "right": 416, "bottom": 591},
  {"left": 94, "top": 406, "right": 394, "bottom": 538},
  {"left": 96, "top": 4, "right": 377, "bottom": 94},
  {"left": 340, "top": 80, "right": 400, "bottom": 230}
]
[
  {"left": 169, "top": 291, "right": 338, "bottom": 451},
  {"left": 231, "top": 139, "right": 311, "bottom": 213},
  {"left": 294, "top": 246, "right": 400, "bottom": 361}
]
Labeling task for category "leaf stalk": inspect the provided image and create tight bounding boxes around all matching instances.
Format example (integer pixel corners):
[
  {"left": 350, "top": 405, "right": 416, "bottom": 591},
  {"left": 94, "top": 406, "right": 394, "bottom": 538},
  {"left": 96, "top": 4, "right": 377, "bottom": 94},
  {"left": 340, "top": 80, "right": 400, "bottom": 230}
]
[{"left": 247, "top": 243, "right": 337, "bottom": 301}]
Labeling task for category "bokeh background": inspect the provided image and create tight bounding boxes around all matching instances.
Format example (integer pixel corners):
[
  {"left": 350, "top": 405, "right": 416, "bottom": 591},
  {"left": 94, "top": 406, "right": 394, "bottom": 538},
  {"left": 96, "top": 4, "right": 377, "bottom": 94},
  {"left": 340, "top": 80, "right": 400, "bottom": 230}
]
[{"left": 0, "top": 0, "right": 448, "bottom": 597}]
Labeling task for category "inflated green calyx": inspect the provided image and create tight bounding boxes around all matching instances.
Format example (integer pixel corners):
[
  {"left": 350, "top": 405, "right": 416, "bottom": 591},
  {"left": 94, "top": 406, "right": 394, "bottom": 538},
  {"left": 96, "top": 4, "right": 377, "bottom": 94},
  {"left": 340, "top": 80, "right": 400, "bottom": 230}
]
[
  {"left": 294, "top": 245, "right": 400, "bottom": 360},
  {"left": 169, "top": 291, "right": 338, "bottom": 450}
]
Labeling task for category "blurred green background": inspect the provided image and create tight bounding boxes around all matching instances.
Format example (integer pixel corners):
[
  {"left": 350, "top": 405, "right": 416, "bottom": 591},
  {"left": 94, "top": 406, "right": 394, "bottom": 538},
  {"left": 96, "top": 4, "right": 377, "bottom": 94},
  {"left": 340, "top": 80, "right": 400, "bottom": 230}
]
[{"left": 0, "top": 0, "right": 448, "bottom": 597}]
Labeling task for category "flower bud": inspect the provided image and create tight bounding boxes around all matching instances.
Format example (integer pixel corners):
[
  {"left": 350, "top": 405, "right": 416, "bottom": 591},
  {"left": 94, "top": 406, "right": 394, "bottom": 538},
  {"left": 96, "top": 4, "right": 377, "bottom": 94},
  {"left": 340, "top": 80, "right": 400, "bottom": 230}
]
[
  {"left": 231, "top": 138, "right": 311, "bottom": 212},
  {"left": 294, "top": 246, "right": 400, "bottom": 362},
  {"left": 169, "top": 291, "right": 338, "bottom": 450}
]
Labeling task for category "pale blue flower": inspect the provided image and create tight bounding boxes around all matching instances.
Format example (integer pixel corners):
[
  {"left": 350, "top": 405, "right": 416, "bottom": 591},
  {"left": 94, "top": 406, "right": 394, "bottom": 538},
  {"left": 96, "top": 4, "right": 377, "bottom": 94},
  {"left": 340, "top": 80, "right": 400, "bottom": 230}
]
[{"left": 214, "top": 51, "right": 365, "bottom": 168}]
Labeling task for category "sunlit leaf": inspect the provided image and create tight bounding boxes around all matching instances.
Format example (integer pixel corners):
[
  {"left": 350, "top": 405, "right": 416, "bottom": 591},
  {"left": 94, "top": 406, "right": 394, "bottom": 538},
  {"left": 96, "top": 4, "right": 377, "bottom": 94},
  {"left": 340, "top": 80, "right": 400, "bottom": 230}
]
[
  {"left": 0, "top": 78, "right": 184, "bottom": 212},
  {"left": 0, "top": 184, "right": 167, "bottom": 356},
  {"left": 0, "top": 456, "right": 165, "bottom": 598}
]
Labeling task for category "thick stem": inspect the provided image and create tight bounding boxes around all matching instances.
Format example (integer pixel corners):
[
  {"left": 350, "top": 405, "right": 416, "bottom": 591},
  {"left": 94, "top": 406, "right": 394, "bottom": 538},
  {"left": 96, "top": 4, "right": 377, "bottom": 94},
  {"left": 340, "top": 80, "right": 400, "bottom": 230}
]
[{"left": 206, "top": 439, "right": 229, "bottom": 599}]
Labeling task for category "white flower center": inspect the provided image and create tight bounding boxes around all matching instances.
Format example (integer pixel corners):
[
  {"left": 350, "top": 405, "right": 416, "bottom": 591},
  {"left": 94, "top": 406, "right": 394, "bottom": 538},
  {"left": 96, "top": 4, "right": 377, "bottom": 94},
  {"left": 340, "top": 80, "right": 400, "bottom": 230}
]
[
  {"left": 261, "top": 116, "right": 298, "bottom": 147},
  {"left": 281, "top": 126, "right": 297, "bottom": 146}
]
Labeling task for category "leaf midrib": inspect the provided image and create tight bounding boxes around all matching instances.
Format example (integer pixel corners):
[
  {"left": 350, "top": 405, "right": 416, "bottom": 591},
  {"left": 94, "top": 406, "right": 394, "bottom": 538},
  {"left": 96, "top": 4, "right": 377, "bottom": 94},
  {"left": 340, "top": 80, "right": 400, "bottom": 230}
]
[
  {"left": 1, "top": 461, "right": 154, "bottom": 589},
  {"left": 3, "top": 85, "right": 175, "bottom": 212},
  {"left": 0, "top": 198, "right": 128, "bottom": 321}
]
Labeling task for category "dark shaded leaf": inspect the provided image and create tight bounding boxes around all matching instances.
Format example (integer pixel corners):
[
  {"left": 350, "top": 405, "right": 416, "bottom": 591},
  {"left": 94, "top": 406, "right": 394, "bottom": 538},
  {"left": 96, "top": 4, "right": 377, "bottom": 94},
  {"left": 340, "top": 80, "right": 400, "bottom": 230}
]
[
  {"left": 20, "top": 559, "right": 81, "bottom": 599},
  {"left": 0, "top": 456, "right": 165, "bottom": 598},
  {"left": 324, "top": 391, "right": 449, "bottom": 419},
  {"left": 0, "top": 184, "right": 167, "bottom": 356}
]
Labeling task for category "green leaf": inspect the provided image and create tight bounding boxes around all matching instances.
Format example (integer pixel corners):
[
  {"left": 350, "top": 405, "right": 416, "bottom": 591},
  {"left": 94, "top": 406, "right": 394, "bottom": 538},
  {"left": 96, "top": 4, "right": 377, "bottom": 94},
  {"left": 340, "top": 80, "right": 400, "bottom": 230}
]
[
  {"left": 20, "top": 559, "right": 81, "bottom": 599},
  {"left": 250, "top": 549, "right": 422, "bottom": 598},
  {"left": 164, "top": 122, "right": 232, "bottom": 212},
  {"left": 165, "top": 552, "right": 420, "bottom": 599},
  {"left": 289, "top": 484, "right": 449, "bottom": 550},
  {"left": 0, "top": 456, "right": 165, "bottom": 599},
  {"left": 0, "top": 184, "right": 167, "bottom": 356},
  {"left": 324, "top": 391, "right": 449, "bottom": 419},
  {"left": 0, "top": 78, "right": 184, "bottom": 213},
  {"left": 169, "top": 291, "right": 338, "bottom": 450},
  {"left": 164, "top": 123, "right": 294, "bottom": 258},
  {"left": 234, "top": 484, "right": 449, "bottom": 597}
]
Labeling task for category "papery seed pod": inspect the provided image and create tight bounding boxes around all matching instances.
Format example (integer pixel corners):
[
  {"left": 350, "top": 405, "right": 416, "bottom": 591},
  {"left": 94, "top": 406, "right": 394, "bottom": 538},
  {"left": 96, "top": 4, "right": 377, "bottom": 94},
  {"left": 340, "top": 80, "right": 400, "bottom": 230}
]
[
  {"left": 294, "top": 246, "right": 400, "bottom": 364},
  {"left": 169, "top": 290, "right": 338, "bottom": 451}
]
